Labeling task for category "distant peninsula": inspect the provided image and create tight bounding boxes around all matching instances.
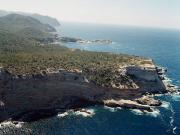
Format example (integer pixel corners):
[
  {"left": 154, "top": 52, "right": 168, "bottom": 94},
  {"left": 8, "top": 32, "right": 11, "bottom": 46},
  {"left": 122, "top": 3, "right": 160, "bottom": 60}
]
[
  {"left": 0, "top": 10, "right": 61, "bottom": 27},
  {"left": 0, "top": 13, "right": 177, "bottom": 125}
]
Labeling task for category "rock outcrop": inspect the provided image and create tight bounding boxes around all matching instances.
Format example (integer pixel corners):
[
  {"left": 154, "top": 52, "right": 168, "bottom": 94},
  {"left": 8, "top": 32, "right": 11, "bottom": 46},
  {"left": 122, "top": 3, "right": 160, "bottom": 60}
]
[{"left": 0, "top": 61, "right": 175, "bottom": 122}]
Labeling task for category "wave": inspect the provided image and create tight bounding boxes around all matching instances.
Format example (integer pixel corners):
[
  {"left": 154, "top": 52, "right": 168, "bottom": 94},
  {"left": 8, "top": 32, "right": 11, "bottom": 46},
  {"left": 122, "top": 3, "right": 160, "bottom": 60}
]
[
  {"left": 104, "top": 106, "right": 117, "bottom": 112},
  {"left": 57, "top": 112, "right": 69, "bottom": 118},
  {"left": 130, "top": 109, "right": 144, "bottom": 115},
  {"left": 173, "top": 127, "right": 177, "bottom": 134},
  {"left": 145, "top": 109, "right": 160, "bottom": 117},
  {"left": 168, "top": 101, "right": 177, "bottom": 135},
  {"left": 73, "top": 109, "right": 95, "bottom": 117},
  {"left": 103, "top": 106, "right": 122, "bottom": 112},
  {"left": 14, "top": 122, "right": 24, "bottom": 128},
  {"left": 170, "top": 114, "right": 177, "bottom": 134},
  {"left": 161, "top": 101, "right": 171, "bottom": 109},
  {"left": 172, "top": 94, "right": 180, "bottom": 101},
  {"left": 57, "top": 109, "right": 96, "bottom": 118},
  {"left": 154, "top": 93, "right": 165, "bottom": 97},
  {"left": 164, "top": 76, "right": 172, "bottom": 83},
  {"left": 117, "top": 107, "right": 122, "bottom": 110},
  {"left": 0, "top": 121, "right": 24, "bottom": 129},
  {"left": 131, "top": 108, "right": 160, "bottom": 117}
]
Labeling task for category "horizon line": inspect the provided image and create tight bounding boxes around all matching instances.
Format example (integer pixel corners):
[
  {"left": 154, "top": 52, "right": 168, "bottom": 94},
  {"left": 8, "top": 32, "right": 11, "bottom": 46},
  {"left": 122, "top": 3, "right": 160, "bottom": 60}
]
[{"left": 1, "top": 9, "right": 180, "bottom": 31}]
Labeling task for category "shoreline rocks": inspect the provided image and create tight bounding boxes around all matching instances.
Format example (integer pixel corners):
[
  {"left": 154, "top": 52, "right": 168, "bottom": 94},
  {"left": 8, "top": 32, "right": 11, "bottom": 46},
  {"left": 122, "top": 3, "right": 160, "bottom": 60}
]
[
  {"left": 135, "top": 96, "right": 162, "bottom": 106},
  {"left": 59, "top": 37, "right": 112, "bottom": 44},
  {"left": 0, "top": 63, "right": 176, "bottom": 123},
  {"left": 103, "top": 99, "right": 153, "bottom": 112}
]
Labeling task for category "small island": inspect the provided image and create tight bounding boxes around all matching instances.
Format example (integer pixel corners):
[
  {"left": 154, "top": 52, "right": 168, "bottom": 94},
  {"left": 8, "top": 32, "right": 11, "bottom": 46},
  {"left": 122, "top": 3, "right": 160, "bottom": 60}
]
[{"left": 0, "top": 14, "right": 177, "bottom": 126}]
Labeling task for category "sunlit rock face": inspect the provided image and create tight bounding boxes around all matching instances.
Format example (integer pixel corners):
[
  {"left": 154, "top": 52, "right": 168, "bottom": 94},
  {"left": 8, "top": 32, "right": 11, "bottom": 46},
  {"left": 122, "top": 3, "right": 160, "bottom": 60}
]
[
  {"left": 126, "top": 66, "right": 166, "bottom": 93},
  {"left": 0, "top": 62, "right": 170, "bottom": 123}
]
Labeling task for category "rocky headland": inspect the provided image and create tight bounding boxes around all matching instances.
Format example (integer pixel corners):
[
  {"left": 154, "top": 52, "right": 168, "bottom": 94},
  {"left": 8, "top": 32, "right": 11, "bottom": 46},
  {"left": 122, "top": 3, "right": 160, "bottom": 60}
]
[
  {"left": 0, "top": 13, "right": 177, "bottom": 126},
  {"left": 0, "top": 59, "right": 176, "bottom": 123}
]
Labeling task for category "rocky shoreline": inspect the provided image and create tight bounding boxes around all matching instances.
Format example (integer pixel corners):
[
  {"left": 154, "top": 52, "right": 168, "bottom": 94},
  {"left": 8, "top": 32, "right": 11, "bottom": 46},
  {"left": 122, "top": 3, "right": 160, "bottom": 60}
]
[
  {"left": 58, "top": 37, "right": 112, "bottom": 44},
  {"left": 0, "top": 60, "right": 177, "bottom": 124}
]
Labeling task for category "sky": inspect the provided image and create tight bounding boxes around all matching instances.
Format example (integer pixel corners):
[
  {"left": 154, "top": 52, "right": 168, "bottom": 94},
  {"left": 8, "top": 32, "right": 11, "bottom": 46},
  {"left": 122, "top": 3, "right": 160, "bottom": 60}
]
[{"left": 0, "top": 0, "right": 180, "bottom": 29}]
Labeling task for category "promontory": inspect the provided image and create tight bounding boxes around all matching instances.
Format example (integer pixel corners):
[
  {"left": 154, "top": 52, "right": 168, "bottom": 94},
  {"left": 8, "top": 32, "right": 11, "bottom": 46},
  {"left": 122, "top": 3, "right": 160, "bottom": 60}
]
[{"left": 0, "top": 14, "right": 176, "bottom": 123}]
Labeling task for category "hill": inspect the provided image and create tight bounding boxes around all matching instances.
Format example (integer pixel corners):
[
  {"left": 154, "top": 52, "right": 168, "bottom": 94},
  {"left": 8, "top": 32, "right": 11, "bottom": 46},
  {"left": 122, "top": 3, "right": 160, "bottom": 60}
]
[
  {"left": 0, "top": 29, "right": 38, "bottom": 53},
  {"left": 0, "top": 14, "right": 56, "bottom": 42},
  {"left": 0, "top": 10, "right": 60, "bottom": 27},
  {"left": 0, "top": 10, "right": 9, "bottom": 16},
  {"left": 30, "top": 13, "right": 60, "bottom": 27},
  {"left": 0, "top": 14, "right": 56, "bottom": 32}
]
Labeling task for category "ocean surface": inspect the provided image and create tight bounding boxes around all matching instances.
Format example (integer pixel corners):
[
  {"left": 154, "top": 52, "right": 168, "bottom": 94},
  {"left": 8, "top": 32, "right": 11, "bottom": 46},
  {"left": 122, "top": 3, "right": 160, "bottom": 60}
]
[{"left": 2, "top": 23, "right": 180, "bottom": 135}]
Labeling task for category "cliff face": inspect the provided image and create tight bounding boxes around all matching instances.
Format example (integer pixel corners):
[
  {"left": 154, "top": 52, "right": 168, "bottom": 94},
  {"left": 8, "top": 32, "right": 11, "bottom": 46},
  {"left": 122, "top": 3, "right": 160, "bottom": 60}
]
[
  {"left": 0, "top": 62, "right": 170, "bottom": 122},
  {"left": 0, "top": 9, "right": 171, "bottom": 123},
  {"left": 126, "top": 66, "right": 166, "bottom": 93}
]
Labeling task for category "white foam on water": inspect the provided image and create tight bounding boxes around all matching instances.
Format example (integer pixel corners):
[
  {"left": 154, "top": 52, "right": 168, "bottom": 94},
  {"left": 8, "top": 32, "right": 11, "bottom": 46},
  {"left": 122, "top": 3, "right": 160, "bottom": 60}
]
[
  {"left": 161, "top": 101, "right": 171, "bottom": 110},
  {"left": 104, "top": 106, "right": 117, "bottom": 112},
  {"left": 15, "top": 122, "right": 24, "bottom": 128},
  {"left": 168, "top": 102, "right": 177, "bottom": 135},
  {"left": 163, "top": 75, "right": 179, "bottom": 90},
  {"left": 117, "top": 107, "right": 122, "bottom": 110},
  {"left": 74, "top": 109, "right": 95, "bottom": 117},
  {"left": 164, "top": 76, "right": 172, "bottom": 83},
  {"left": 0, "top": 121, "right": 12, "bottom": 129},
  {"left": 174, "top": 85, "right": 179, "bottom": 89},
  {"left": 57, "top": 112, "right": 69, "bottom": 118},
  {"left": 172, "top": 94, "right": 180, "bottom": 101},
  {"left": 154, "top": 93, "right": 164, "bottom": 97},
  {"left": 170, "top": 116, "right": 174, "bottom": 125},
  {"left": 145, "top": 109, "right": 160, "bottom": 117},
  {"left": 130, "top": 109, "right": 144, "bottom": 115},
  {"left": 131, "top": 108, "right": 160, "bottom": 117},
  {"left": 57, "top": 109, "right": 96, "bottom": 118},
  {"left": 170, "top": 115, "right": 177, "bottom": 135},
  {"left": 173, "top": 127, "right": 177, "bottom": 134},
  {"left": 0, "top": 121, "right": 24, "bottom": 129}
]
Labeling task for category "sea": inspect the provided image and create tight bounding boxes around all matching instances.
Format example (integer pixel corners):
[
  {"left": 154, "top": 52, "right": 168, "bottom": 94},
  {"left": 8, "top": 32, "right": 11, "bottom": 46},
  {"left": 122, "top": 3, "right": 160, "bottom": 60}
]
[{"left": 1, "top": 23, "right": 180, "bottom": 135}]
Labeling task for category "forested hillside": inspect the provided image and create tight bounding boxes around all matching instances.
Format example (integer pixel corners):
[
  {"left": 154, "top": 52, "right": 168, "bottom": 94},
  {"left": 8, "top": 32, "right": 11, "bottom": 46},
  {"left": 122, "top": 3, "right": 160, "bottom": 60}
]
[
  {"left": 0, "top": 14, "right": 144, "bottom": 86},
  {"left": 0, "top": 14, "right": 56, "bottom": 42},
  {"left": 0, "top": 10, "right": 60, "bottom": 27}
]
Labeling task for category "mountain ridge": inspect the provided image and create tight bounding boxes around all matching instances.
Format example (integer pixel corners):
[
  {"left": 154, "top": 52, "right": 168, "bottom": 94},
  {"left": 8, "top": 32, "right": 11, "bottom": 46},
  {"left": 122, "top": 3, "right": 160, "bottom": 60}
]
[
  {"left": 0, "top": 10, "right": 60, "bottom": 27},
  {"left": 0, "top": 14, "right": 58, "bottom": 44}
]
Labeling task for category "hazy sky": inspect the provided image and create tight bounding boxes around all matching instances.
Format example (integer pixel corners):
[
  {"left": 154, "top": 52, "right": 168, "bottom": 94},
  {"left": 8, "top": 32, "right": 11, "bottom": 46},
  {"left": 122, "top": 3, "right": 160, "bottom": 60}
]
[{"left": 0, "top": 0, "right": 180, "bottom": 29}]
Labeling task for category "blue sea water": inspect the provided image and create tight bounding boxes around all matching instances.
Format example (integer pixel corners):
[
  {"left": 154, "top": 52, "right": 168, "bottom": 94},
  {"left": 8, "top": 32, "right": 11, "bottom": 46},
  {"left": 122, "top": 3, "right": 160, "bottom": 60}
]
[{"left": 6, "top": 23, "right": 180, "bottom": 135}]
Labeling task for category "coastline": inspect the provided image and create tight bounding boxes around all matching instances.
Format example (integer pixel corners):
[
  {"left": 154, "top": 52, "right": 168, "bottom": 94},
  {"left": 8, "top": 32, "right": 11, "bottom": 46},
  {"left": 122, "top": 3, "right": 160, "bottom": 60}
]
[
  {"left": 58, "top": 37, "right": 113, "bottom": 45},
  {"left": 0, "top": 10, "right": 180, "bottom": 135},
  {"left": 0, "top": 58, "right": 177, "bottom": 125},
  {"left": 0, "top": 24, "right": 178, "bottom": 126}
]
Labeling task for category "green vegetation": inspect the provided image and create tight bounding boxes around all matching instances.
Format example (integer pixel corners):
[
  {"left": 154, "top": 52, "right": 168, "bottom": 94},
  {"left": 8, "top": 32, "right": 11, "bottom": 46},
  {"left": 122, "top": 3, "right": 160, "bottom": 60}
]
[
  {"left": 0, "top": 14, "right": 145, "bottom": 86},
  {"left": 30, "top": 13, "right": 60, "bottom": 27},
  {"left": 0, "top": 14, "right": 56, "bottom": 42},
  {"left": 0, "top": 10, "right": 60, "bottom": 27},
  {"left": 0, "top": 42, "right": 144, "bottom": 87},
  {"left": 0, "top": 33, "right": 143, "bottom": 76},
  {"left": 0, "top": 14, "right": 55, "bottom": 32},
  {"left": 0, "top": 30, "right": 143, "bottom": 74},
  {"left": 0, "top": 43, "right": 144, "bottom": 87},
  {"left": 0, "top": 30, "right": 37, "bottom": 52}
]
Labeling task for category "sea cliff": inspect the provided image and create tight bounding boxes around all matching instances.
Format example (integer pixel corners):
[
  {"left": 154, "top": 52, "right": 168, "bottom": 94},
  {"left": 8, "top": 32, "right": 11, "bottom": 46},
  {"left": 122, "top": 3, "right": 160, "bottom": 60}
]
[
  {"left": 0, "top": 13, "right": 177, "bottom": 125},
  {"left": 0, "top": 59, "right": 176, "bottom": 123}
]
